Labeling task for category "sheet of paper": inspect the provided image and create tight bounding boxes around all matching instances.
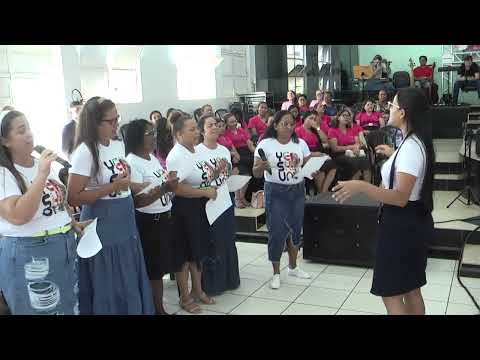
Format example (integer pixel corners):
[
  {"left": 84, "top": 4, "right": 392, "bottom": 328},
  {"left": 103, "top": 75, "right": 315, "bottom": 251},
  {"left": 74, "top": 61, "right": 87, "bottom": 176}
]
[
  {"left": 76, "top": 218, "right": 102, "bottom": 258},
  {"left": 300, "top": 156, "right": 330, "bottom": 179},
  {"left": 205, "top": 184, "right": 233, "bottom": 225},
  {"left": 226, "top": 175, "right": 251, "bottom": 193}
]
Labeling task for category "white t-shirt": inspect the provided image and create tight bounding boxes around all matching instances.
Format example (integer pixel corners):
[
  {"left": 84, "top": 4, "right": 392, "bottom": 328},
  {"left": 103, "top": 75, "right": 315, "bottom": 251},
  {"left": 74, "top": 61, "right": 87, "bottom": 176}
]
[
  {"left": 166, "top": 143, "right": 203, "bottom": 189},
  {"left": 126, "top": 153, "right": 172, "bottom": 214},
  {"left": 70, "top": 140, "right": 131, "bottom": 200},
  {"left": 381, "top": 135, "right": 426, "bottom": 201},
  {"left": 194, "top": 143, "right": 232, "bottom": 188},
  {"left": 254, "top": 138, "right": 311, "bottom": 185},
  {"left": 0, "top": 160, "right": 71, "bottom": 237}
]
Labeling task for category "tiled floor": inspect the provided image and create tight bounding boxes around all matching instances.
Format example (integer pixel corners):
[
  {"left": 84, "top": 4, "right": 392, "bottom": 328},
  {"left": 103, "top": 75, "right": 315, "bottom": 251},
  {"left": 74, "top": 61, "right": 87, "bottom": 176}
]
[{"left": 163, "top": 242, "right": 480, "bottom": 315}]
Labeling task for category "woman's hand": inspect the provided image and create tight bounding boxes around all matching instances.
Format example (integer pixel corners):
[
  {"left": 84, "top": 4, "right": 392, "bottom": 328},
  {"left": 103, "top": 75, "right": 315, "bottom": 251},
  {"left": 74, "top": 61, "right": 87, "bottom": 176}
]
[
  {"left": 38, "top": 149, "right": 58, "bottom": 177},
  {"left": 112, "top": 171, "right": 130, "bottom": 192},
  {"left": 232, "top": 151, "right": 240, "bottom": 164},
  {"left": 205, "top": 187, "right": 217, "bottom": 200},
  {"left": 72, "top": 219, "right": 94, "bottom": 236},
  {"left": 162, "top": 171, "right": 179, "bottom": 192},
  {"left": 375, "top": 144, "right": 394, "bottom": 158},
  {"left": 351, "top": 144, "right": 361, "bottom": 155},
  {"left": 257, "top": 159, "right": 271, "bottom": 173},
  {"left": 332, "top": 180, "right": 365, "bottom": 204}
]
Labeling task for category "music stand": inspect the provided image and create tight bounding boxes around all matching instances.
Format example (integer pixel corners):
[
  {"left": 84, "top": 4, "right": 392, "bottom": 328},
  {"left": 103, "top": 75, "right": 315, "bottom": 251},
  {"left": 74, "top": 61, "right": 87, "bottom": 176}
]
[{"left": 353, "top": 65, "right": 374, "bottom": 101}]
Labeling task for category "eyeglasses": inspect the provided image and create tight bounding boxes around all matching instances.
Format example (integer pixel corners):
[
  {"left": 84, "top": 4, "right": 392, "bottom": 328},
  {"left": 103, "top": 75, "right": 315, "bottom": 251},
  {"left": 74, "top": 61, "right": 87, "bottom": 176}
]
[
  {"left": 388, "top": 101, "right": 400, "bottom": 109},
  {"left": 102, "top": 115, "right": 119, "bottom": 125},
  {"left": 278, "top": 122, "right": 295, "bottom": 128},
  {"left": 144, "top": 129, "right": 156, "bottom": 137}
]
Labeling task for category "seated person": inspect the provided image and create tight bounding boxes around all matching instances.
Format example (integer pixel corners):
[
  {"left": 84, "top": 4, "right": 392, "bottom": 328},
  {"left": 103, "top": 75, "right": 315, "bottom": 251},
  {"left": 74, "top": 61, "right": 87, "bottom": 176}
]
[
  {"left": 298, "top": 94, "right": 310, "bottom": 114},
  {"left": 374, "top": 89, "right": 389, "bottom": 113},
  {"left": 315, "top": 102, "right": 332, "bottom": 135},
  {"left": 288, "top": 105, "right": 302, "bottom": 129},
  {"left": 295, "top": 111, "right": 336, "bottom": 193},
  {"left": 327, "top": 107, "right": 371, "bottom": 181},
  {"left": 453, "top": 55, "right": 480, "bottom": 105},
  {"left": 224, "top": 113, "right": 256, "bottom": 208},
  {"left": 355, "top": 100, "right": 385, "bottom": 130},
  {"left": 366, "top": 55, "right": 394, "bottom": 92},
  {"left": 230, "top": 107, "right": 248, "bottom": 129},
  {"left": 257, "top": 110, "right": 274, "bottom": 143},
  {"left": 247, "top": 102, "right": 270, "bottom": 141},
  {"left": 309, "top": 90, "right": 324, "bottom": 109},
  {"left": 281, "top": 90, "right": 297, "bottom": 110},
  {"left": 323, "top": 91, "right": 337, "bottom": 116},
  {"left": 412, "top": 55, "right": 434, "bottom": 90},
  {"left": 201, "top": 104, "right": 214, "bottom": 115}
]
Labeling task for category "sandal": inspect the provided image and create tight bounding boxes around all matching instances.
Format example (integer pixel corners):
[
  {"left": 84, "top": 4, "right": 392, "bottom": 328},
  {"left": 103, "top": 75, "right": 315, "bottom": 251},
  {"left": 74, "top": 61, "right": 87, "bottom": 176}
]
[
  {"left": 235, "top": 199, "right": 246, "bottom": 208},
  {"left": 179, "top": 296, "right": 202, "bottom": 314},
  {"left": 191, "top": 292, "right": 216, "bottom": 305}
]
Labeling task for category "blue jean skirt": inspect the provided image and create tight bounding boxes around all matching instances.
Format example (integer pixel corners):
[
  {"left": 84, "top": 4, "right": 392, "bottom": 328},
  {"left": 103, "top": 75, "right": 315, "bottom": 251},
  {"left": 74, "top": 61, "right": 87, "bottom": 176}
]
[
  {"left": 264, "top": 181, "right": 305, "bottom": 263},
  {"left": 79, "top": 196, "right": 155, "bottom": 315},
  {"left": 0, "top": 229, "right": 78, "bottom": 315}
]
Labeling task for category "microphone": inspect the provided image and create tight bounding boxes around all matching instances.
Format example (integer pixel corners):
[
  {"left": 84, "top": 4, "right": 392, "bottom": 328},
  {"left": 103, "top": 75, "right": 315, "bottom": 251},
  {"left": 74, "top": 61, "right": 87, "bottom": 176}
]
[
  {"left": 257, "top": 148, "right": 272, "bottom": 175},
  {"left": 33, "top": 145, "right": 71, "bottom": 168}
]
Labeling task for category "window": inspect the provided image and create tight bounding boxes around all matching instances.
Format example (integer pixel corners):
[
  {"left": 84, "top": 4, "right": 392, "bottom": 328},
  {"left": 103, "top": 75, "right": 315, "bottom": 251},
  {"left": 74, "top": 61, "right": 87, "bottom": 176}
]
[
  {"left": 0, "top": 46, "right": 67, "bottom": 155},
  {"left": 218, "top": 45, "right": 249, "bottom": 98},
  {"left": 173, "top": 45, "right": 222, "bottom": 101},
  {"left": 79, "top": 45, "right": 143, "bottom": 103},
  {"left": 287, "top": 45, "right": 305, "bottom": 94},
  {"left": 318, "top": 45, "right": 332, "bottom": 90}
]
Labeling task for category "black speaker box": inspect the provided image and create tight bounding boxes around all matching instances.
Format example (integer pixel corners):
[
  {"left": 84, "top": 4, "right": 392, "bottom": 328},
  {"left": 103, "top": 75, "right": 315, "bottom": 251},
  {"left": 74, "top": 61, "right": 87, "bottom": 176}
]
[{"left": 303, "top": 193, "right": 380, "bottom": 267}]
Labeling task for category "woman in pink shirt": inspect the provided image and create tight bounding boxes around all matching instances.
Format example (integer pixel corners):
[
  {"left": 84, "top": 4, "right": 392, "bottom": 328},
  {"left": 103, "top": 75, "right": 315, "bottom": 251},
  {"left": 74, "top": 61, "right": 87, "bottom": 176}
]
[
  {"left": 315, "top": 102, "right": 332, "bottom": 135},
  {"left": 309, "top": 90, "right": 324, "bottom": 109},
  {"left": 288, "top": 105, "right": 302, "bottom": 129},
  {"left": 328, "top": 107, "right": 371, "bottom": 181},
  {"left": 247, "top": 102, "right": 269, "bottom": 140},
  {"left": 298, "top": 94, "right": 310, "bottom": 114},
  {"left": 257, "top": 110, "right": 274, "bottom": 143},
  {"left": 224, "top": 113, "right": 256, "bottom": 207},
  {"left": 355, "top": 100, "right": 385, "bottom": 130},
  {"left": 295, "top": 111, "right": 337, "bottom": 193},
  {"left": 281, "top": 90, "right": 297, "bottom": 110}
]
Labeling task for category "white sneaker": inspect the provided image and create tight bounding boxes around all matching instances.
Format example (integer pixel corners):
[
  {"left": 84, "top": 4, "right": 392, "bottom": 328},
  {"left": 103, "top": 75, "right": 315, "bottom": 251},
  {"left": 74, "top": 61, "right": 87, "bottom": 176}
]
[
  {"left": 270, "top": 274, "right": 281, "bottom": 289},
  {"left": 287, "top": 266, "right": 311, "bottom": 279}
]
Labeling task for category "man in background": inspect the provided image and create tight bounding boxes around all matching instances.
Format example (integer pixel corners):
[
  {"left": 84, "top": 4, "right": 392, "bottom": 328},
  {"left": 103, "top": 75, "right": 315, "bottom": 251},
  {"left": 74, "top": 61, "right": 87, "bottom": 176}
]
[
  {"left": 62, "top": 100, "right": 83, "bottom": 159},
  {"left": 453, "top": 55, "right": 480, "bottom": 105}
]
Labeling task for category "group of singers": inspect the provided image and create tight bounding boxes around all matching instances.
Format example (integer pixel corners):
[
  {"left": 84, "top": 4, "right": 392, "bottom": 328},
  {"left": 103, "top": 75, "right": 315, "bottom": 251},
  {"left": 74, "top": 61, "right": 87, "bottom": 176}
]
[{"left": 0, "top": 83, "right": 435, "bottom": 315}]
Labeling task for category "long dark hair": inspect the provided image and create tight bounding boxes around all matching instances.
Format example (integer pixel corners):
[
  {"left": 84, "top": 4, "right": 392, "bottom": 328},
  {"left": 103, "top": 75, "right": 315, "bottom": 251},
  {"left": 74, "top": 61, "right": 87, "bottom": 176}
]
[
  {"left": 124, "top": 119, "right": 151, "bottom": 156},
  {"left": 155, "top": 117, "right": 173, "bottom": 159},
  {"left": 0, "top": 110, "right": 28, "bottom": 193},
  {"left": 149, "top": 110, "right": 162, "bottom": 122},
  {"left": 74, "top": 96, "right": 116, "bottom": 178},
  {"left": 396, "top": 87, "right": 435, "bottom": 212},
  {"left": 263, "top": 110, "right": 299, "bottom": 143},
  {"left": 330, "top": 107, "right": 353, "bottom": 129},
  {"left": 301, "top": 111, "right": 324, "bottom": 152}
]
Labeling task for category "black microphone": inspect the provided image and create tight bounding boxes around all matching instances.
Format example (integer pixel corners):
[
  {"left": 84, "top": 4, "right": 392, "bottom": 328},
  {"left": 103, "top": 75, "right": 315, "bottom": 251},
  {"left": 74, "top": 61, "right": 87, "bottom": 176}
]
[
  {"left": 257, "top": 148, "right": 272, "bottom": 175},
  {"left": 33, "top": 145, "right": 71, "bottom": 168}
]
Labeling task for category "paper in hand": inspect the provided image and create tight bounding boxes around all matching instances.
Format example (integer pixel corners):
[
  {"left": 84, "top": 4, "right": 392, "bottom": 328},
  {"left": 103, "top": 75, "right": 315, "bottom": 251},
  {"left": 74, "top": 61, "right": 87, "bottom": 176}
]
[
  {"left": 300, "top": 156, "right": 330, "bottom": 179},
  {"left": 226, "top": 175, "right": 251, "bottom": 193},
  {"left": 205, "top": 184, "right": 233, "bottom": 225},
  {"left": 76, "top": 218, "right": 102, "bottom": 258}
]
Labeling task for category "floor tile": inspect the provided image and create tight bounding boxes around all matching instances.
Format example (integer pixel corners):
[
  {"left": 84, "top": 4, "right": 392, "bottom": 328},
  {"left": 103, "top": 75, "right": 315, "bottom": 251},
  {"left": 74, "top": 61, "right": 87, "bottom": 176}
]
[
  {"left": 295, "top": 259, "right": 329, "bottom": 273},
  {"left": 311, "top": 273, "right": 362, "bottom": 291},
  {"left": 336, "top": 309, "right": 377, "bottom": 315},
  {"left": 176, "top": 309, "right": 225, "bottom": 315},
  {"left": 448, "top": 285, "right": 480, "bottom": 305},
  {"left": 426, "top": 271, "right": 454, "bottom": 286},
  {"left": 227, "top": 278, "right": 266, "bottom": 296},
  {"left": 323, "top": 265, "right": 368, "bottom": 277},
  {"left": 200, "top": 293, "right": 247, "bottom": 314},
  {"left": 452, "top": 276, "right": 480, "bottom": 289},
  {"left": 341, "top": 292, "right": 386, "bottom": 314},
  {"left": 230, "top": 297, "right": 290, "bottom": 315},
  {"left": 421, "top": 283, "right": 451, "bottom": 302},
  {"left": 425, "top": 300, "right": 447, "bottom": 315},
  {"left": 251, "top": 282, "right": 307, "bottom": 302},
  {"left": 446, "top": 302, "right": 480, "bottom": 315},
  {"left": 282, "top": 303, "right": 337, "bottom": 315},
  {"left": 164, "top": 303, "right": 181, "bottom": 314},
  {"left": 240, "top": 264, "right": 276, "bottom": 281},
  {"left": 426, "top": 258, "right": 457, "bottom": 272},
  {"left": 295, "top": 286, "right": 350, "bottom": 308},
  {"left": 353, "top": 277, "right": 373, "bottom": 293}
]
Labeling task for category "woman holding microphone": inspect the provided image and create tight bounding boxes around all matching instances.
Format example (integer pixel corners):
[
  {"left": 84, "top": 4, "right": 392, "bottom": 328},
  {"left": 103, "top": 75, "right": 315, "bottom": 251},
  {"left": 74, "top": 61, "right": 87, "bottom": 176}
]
[
  {"left": 67, "top": 97, "right": 155, "bottom": 315},
  {"left": 332, "top": 88, "right": 434, "bottom": 315},
  {"left": 0, "top": 110, "right": 88, "bottom": 315}
]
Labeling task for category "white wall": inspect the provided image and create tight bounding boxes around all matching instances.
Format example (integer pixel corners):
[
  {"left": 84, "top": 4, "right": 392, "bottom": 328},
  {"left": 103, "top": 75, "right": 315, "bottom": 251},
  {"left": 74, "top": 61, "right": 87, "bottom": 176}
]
[{"left": 61, "top": 45, "right": 253, "bottom": 124}]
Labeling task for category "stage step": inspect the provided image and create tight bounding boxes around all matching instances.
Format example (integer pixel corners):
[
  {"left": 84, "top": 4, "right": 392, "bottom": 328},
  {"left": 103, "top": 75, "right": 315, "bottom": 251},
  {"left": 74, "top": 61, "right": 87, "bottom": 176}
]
[
  {"left": 234, "top": 207, "right": 266, "bottom": 234},
  {"left": 434, "top": 173, "right": 465, "bottom": 191}
]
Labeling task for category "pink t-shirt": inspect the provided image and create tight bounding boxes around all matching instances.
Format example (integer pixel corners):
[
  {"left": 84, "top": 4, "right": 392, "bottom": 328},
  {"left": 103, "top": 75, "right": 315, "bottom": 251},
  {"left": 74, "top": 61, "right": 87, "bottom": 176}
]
[
  {"left": 218, "top": 134, "right": 233, "bottom": 149},
  {"left": 295, "top": 117, "right": 302, "bottom": 129},
  {"left": 224, "top": 127, "right": 250, "bottom": 149},
  {"left": 351, "top": 123, "right": 363, "bottom": 136},
  {"left": 281, "top": 101, "right": 294, "bottom": 110},
  {"left": 356, "top": 112, "right": 382, "bottom": 128},
  {"left": 295, "top": 126, "right": 320, "bottom": 152},
  {"left": 328, "top": 127, "right": 357, "bottom": 146},
  {"left": 247, "top": 115, "right": 268, "bottom": 138},
  {"left": 299, "top": 105, "right": 310, "bottom": 113},
  {"left": 319, "top": 115, "right": 331, "bottom": 134}
]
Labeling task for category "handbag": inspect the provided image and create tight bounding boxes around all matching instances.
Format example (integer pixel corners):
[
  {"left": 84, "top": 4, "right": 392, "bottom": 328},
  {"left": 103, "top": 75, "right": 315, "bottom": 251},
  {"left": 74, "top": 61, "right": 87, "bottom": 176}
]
[{"left": 251, "top": 190, "right": 265, "bottom": 209}]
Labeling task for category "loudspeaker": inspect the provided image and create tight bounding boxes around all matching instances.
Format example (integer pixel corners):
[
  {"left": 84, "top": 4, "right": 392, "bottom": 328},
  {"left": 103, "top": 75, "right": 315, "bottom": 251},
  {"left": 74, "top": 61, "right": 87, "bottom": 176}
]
[{"left": 303, "top": 193, "right": 380, "bottom": 267}]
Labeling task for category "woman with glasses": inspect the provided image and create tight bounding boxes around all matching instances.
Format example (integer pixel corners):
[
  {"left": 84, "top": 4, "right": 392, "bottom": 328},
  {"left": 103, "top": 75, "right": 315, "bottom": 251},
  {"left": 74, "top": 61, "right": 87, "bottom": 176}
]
[
  {"left": 253, "top": 110, "right": 320, "bottom": 290},
  {"left": 124, "top": 119, "right": 178, "bottom": 315},
  {"left": 67, "top": 97, "right": 155, "bottom": 315},
  {"left": 328, "top": 107, "right": 371, "bottom": 182},
  {"left": 195, "top": 114, "right": 240, "bottom": 296},
  {"left": 333, "top": 88, "right": 435, "bottom": 315}
]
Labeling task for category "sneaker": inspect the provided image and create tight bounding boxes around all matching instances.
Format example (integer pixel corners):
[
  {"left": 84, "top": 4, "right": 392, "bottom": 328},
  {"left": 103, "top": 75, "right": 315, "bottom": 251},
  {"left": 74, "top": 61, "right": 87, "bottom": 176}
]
[
  {"left": 270, "top": 274, "right": 280, "bottom": 289},
  {"left": 287, "top": 266, "right": 311, "bottom": 279}
]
